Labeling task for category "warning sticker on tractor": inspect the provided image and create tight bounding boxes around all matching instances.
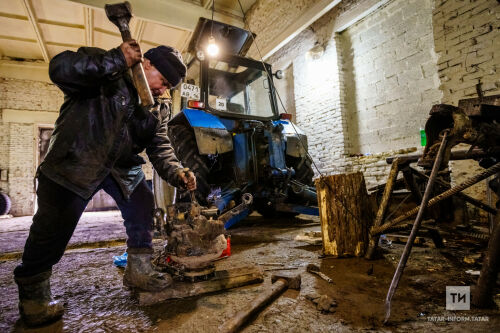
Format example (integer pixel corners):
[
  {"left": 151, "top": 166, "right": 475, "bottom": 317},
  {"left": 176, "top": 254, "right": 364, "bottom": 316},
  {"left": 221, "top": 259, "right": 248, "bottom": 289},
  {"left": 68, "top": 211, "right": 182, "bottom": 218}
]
[
  {"left": 215, "top": 98, "right": 227, "bottom": 111},
  {"left": 180, "top": 83, "right": 200, "bottom": 100}
]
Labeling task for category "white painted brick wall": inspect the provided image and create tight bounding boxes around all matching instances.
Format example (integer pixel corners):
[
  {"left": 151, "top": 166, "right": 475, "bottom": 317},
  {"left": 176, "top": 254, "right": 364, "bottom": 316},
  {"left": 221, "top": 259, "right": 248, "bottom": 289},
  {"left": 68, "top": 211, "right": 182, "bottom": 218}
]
[
  {"left": 8, "top": 123, "right": 35, "bottom": 216},
  {"left": 0, "top": 77, "right": 155, "bottom": 216},
  {"left": 0, "top": 78, "right": 63, "bottom": 215},
  {"left": 433, "top": 0, "right": 500, "bottom": 206},
  {"left": 434, "top": 0, "right": 500, "bottom": 105},
  {"left": 341, "top": 0, "right": 441, "bottom": 155}
]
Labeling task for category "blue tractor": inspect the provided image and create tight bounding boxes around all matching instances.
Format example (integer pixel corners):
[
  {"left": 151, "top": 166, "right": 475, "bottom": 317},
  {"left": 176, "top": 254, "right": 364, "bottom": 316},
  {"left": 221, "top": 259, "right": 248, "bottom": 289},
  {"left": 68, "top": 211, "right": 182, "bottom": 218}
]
[{"left": 154, "top": 18, "right": 318, "bottom": 228}]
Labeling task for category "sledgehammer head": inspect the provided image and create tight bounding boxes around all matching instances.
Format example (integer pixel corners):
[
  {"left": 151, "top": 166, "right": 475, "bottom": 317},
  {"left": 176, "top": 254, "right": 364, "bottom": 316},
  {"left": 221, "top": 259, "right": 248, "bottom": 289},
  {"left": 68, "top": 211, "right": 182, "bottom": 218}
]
[
  {"left": 105, "top": 1, "right": 132, "bottom": 31},
  {"left": 271, "top": 272, "right": 301, "bottom": 290}
]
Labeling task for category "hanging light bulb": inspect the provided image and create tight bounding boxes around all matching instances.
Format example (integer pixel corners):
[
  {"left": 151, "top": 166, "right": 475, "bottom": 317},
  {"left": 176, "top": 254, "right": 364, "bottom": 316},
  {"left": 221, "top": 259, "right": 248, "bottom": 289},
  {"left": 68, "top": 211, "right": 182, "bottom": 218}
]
[
  {"left": 206, "top": 1, "right": 219, "bottom": 57},
  {"left": 206, "top": 35, "right": 219, "bottom": 57}
]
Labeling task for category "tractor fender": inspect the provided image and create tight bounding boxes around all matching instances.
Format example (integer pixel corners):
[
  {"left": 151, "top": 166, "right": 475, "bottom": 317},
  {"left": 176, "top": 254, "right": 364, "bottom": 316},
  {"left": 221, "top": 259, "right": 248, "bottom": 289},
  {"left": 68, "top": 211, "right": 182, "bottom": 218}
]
[
  {"left": 170, "top": 108, "right": 233, "bottom": 155},
  {"left": 274, "top": 119, "right": 309, "bottom": 158}
]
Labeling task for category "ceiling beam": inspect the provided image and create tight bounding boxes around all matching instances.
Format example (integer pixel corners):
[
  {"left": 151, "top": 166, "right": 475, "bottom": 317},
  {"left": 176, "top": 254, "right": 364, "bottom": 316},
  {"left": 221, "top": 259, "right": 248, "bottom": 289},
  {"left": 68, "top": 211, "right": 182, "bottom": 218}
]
[
  {"left": 333, "top": 0, "right": 389, "bottom": 32},
  {"left": 259, "top": 0, "right": 342, "bottom": 60},
  {"left": 133, "top": 19, "right": 146, "bottom": 44},
  {"left": 83, "top": 7, "right": 94, "bottom": 46},
  {"left": 65, "top": 0, "right": 244, "bottom": 31},
  {"left": 19, "top": 0, "right": 50, "bottom": 62}
]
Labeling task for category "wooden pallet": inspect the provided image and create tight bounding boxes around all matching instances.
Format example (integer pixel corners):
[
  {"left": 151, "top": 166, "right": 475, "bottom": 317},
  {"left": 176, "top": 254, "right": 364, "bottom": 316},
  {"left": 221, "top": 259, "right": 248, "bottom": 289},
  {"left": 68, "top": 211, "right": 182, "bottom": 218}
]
[{"left": 138, "top": 265, "right": 263, "bottom": 305}]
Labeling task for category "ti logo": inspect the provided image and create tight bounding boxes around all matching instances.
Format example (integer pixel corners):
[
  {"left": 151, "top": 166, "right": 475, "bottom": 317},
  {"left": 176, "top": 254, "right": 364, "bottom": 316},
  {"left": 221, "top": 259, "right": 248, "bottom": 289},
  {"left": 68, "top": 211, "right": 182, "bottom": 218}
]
[{"left": 446, "top": 286, "right": 470, "bottom": 310}]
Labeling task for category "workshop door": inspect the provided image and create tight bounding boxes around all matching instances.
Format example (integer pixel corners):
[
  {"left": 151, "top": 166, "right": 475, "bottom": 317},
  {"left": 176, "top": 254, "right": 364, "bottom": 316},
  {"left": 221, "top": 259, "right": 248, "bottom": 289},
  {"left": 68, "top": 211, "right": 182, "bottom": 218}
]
[{"left": 37, "top": 127, "right": 117, "bottom": 212}]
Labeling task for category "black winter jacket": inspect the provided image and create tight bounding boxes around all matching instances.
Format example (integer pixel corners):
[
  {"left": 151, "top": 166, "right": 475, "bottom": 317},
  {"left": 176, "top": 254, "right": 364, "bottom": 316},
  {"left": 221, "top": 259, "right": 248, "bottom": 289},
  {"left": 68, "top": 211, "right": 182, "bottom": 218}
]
[{"left": 41, "top": 46, "right": 182, "bottom": 199}]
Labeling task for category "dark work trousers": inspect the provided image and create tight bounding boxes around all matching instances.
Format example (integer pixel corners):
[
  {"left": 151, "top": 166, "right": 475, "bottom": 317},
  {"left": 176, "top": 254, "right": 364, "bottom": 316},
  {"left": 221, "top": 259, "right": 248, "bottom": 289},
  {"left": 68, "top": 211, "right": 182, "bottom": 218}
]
[{"left": 14, "top": 171, "right": 154, "bottom": 278}]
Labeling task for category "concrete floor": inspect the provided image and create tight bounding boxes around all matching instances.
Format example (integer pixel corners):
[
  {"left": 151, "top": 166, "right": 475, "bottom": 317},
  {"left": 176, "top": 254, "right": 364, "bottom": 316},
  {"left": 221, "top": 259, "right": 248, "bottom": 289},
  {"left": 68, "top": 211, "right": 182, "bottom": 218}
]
[{"left": 0, "top": 211, "right": 499, "bottom": 332}]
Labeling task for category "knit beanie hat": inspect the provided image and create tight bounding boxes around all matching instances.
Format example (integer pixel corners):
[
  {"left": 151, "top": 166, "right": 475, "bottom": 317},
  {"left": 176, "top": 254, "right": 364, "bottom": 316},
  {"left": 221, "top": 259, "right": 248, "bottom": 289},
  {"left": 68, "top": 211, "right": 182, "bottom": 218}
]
[{"left": 144, "top": 46, "right": 186, "bottom": 87}]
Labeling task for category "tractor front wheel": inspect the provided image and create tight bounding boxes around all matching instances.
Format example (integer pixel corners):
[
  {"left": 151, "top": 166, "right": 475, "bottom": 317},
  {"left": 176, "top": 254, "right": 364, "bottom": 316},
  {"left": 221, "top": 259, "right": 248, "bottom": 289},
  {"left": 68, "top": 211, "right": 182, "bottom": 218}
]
[{"left": 167, "top": 124, "right": 210, "bottom": 206}]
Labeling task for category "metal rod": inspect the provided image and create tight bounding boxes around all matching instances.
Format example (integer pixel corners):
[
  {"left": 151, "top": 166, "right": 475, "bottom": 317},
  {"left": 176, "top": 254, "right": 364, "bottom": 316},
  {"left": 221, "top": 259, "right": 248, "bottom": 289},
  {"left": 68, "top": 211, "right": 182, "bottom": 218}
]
[
  {"left": 372, "top": 161, "right": 500, "bottom": 235},
  {"left": 410, "top": 167, "right": 498, "bottom": 215},
  {"left": 383, "top": 130, "right": 449, "bottom": 324}
]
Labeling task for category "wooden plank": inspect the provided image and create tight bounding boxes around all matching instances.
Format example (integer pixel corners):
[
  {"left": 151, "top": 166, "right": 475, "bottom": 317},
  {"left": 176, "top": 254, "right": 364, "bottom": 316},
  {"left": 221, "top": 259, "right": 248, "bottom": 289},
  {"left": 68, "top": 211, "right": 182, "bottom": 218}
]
[{"left": 138, "top": 265, "right": 263, "bottom": 305}]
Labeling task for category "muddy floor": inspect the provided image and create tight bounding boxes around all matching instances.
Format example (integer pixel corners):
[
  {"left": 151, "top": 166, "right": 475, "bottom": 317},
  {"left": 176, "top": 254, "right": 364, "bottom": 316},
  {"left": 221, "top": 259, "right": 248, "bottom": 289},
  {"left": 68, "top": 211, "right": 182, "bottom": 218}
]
[{"left": 0, "top": 214, "right": 499, "bottom": 332}]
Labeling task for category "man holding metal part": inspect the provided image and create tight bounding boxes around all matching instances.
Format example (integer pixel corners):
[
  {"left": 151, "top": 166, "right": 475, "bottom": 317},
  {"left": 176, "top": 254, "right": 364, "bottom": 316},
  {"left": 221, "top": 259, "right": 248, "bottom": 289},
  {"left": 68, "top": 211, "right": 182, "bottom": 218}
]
[{"left": 13, "top": 39, "right": 196, "bottom": 327}]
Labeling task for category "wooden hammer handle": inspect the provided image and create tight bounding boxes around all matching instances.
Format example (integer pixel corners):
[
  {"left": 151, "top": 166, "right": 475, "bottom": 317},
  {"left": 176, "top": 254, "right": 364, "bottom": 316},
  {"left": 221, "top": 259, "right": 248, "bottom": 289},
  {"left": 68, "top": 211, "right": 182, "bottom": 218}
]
[
  {"left": 120, "top": 28, "right": 154, "bottom": 107},
  {"left": 219, "top": 279, "right": 288, "bottom": 333}
]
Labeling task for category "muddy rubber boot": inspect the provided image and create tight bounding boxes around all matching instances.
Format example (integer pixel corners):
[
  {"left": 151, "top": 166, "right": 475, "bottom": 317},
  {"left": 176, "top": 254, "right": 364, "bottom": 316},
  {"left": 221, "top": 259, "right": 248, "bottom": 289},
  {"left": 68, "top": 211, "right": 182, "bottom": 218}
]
[
  {"left": 123, "top": 248, "right": 172, "bottom": 291},
  {"left": 15, "top": 270, "right": 64, "bottom": 327}
]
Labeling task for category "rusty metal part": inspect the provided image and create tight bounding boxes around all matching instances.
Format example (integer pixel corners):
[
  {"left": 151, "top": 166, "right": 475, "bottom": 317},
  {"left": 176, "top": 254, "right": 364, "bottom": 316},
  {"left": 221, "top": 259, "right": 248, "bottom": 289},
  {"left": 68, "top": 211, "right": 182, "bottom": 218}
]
[
  {"left": 365, "top": 158, "right": 401, "bottom": 259},
  {"left": 306, "top": 263, "right": 333, "bottom": 283},
  {"left": 372, "top": 162, "right": 500, "bottom": 236},
  {"left": 105, "top": 1, "right": 154, "bottom": 107},
  {"left": 158, "top": 202, "right": 227, "bottom": 278},
  {"left": 219, "top": 272, "right": 301, "bottom": 333},
  {"left": 419, "top": 95, "right": 500, "bottom": 169},
  {"left": 218, "top": 193, "right": 253, "bottom": 224},
  {"left": 384, "top": 130, "right": 449, "bottom": 324}
]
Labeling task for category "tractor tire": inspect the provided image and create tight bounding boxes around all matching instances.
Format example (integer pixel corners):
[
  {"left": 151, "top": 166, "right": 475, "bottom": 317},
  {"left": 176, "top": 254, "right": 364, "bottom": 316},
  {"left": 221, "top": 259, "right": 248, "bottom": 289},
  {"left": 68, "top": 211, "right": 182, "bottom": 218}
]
[
  {"left": 0, "top": 192, "right": 11, "bottom": 216},
  {"left": 286, "top": 155, "right": 314, "bottom": 186},
  {"left": 167, "top": 124, "right": 210, "bottom": 205}
]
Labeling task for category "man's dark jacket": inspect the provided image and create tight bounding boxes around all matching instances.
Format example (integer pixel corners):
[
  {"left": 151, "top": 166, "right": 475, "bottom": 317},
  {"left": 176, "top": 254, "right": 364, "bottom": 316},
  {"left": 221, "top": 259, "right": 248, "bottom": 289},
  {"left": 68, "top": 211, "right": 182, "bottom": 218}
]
[{"left": 41, "top": 46, "right": 182, "bottom": 199}]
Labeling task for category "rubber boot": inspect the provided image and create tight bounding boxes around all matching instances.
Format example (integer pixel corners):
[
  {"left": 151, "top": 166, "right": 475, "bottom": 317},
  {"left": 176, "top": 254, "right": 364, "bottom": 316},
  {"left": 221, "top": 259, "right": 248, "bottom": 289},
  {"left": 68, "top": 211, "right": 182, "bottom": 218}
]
[
  {"left": 15, "top": 270, "right": 64, "bottom": 327},
  {"left": 123, "top": 248, "right": 172, "bottom": 291}
]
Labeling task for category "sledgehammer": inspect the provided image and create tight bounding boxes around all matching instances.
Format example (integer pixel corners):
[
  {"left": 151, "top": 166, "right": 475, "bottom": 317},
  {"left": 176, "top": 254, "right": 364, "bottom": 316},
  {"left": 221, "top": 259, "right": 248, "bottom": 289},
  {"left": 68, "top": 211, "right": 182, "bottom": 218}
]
[
  {"left": 105, "top": 1, "right": 154, "bottom": 107},
  {"left": 219, "top": 272, "right": 301, "bottom": 333}
]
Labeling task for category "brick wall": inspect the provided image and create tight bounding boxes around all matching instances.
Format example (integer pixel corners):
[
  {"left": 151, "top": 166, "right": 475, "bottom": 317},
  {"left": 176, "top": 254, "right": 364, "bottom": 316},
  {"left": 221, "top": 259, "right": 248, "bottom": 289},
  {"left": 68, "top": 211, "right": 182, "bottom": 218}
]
[
  {"left": 245, "top": 0, "right": 497, "bottom": 205},
  {"left": 0, "top": 78, "right": 63, "bottom": 215},
  {"left": 341, "top": 0, "right": 441, "bottom": 154},
  {"left": 433, "top": 0, "right": 500, "bottom": 105},
  {"left": 283, "top": 0, "right": 438, "bottom": 187},
  {"left": 0, "top": 77, "right": 156, "bottom": 216},
  {"left": 433, "top": 0, "right": 500, "bottom": 203}
]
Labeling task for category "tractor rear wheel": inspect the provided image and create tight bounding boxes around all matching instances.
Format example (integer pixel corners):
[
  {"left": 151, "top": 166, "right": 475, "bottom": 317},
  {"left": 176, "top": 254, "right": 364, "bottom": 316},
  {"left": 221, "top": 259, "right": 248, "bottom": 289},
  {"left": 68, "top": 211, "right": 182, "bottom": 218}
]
[{"left": 167, "top": 124, "right": 210, "bottom": 205}]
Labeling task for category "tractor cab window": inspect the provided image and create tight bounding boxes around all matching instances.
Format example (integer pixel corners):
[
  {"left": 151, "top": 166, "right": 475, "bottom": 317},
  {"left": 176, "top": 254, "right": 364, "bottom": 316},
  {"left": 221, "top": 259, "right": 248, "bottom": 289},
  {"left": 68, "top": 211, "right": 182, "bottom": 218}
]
[{"left": 207, "top": 59, "right": 275, "bottom": 118}]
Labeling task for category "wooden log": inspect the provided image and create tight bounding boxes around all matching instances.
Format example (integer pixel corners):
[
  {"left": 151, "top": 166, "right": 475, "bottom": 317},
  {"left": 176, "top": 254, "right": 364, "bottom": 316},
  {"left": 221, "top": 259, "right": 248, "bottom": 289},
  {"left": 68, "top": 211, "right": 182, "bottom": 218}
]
[
  {"left": 315, "top": 172, "right": 372, "bottom": 257},
  {"left": 138, "top": 265, "right": 263, "bottom": 305}
]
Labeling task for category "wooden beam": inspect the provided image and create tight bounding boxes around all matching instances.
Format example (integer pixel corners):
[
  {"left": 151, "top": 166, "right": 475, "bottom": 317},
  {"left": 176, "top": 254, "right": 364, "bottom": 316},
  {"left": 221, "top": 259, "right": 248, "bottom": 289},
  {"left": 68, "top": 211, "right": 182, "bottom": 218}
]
[
  {"left": 83, "top": 7, "right": 94, "bottom": 47},
  {"left": 260, "top": 0, "right": 342, "bottom": 60},
  {"left": 2, "top": 109, "right": 58, "bottom": 124},
  {"left": 19, "top": 0, "right": 49, "bottom": 62},
  {"left": 333, "top": 0, "right": 390, "bottom": 32},
  {"left": 65, "top": 0, "right": 244, "bottom": 31},
  {"left": 0, "top": 59, "right": 50, "bottom": 83},
  {"left": 138, "top": 265, "right": 263, "bottom": 306}
]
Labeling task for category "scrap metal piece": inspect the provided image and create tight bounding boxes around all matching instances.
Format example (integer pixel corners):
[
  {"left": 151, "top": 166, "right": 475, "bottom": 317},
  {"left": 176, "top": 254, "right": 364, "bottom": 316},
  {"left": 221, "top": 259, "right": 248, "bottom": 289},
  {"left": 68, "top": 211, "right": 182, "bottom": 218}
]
[{"left": 159, "top": 202, "right": 227, "bottom": 279}]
